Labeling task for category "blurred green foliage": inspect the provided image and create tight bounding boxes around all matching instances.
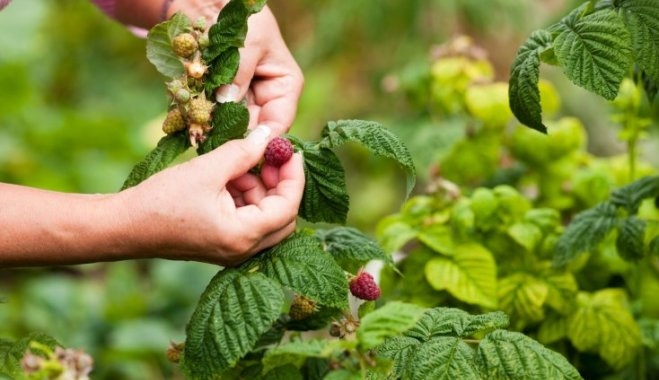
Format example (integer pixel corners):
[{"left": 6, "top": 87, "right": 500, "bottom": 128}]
[{"left": 3, "top": 0, "right": 651, "bottom": 378}]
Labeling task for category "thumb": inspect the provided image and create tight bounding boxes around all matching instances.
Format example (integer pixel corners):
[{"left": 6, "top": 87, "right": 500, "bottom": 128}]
[{"left": 205, "top": 124, "right": 272, "bottom": 181}]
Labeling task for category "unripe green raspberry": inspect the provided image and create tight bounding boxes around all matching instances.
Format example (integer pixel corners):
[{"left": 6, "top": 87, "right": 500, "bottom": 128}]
[
  {"left": 289, "top": 295, "right": 316, "bottom": 321},
  {"left": 193, "top": 17, "right": 207, "bottom": 31},
  {"left": 162, "top": 108, "right": 186, "bottom": 134},
  {"left": 167, "top": 79, "right": 185, "bottom": 93},
  {"left": 174, "top": 88, "right": 191, "bottom": 103},
  {"left": 197, "top": 34, "right": 209, "bottom": 49},
  {"left": 188, "top": 96, "right": 214, "bottom": 124},
  {"left": 172, "top": 33, "right": 198, "bottom": 58}
]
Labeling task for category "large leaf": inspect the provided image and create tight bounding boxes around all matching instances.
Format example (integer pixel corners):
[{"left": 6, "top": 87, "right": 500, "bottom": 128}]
[
  {"left": 424, "top": 243, "right": 498, "bottom": 308},
  {"left": 553, "top": 201, "right": 620, "bottom": 267},
  {"left": 197, "top": 101, "right": 249, "bottom": 154},
  {"left": 405, "top": 308, "right": 508, "bottom": 341},
  {"left": 374, "top": 336, "right": 421, "bottom": 379},
  {"left": 610, "top": 175, "right": 659, "bottom": 214},
  {"left": 552, "top": 6, "right": 632, "bottom": 100},
  {"left": 181, "top": 269, "right": 284, "bottom": 378},
  {"left": 294, "top": 139, "right": 350, "bottom": 224},
  {"left": 145, "top": 13, "right": 190, "bottom": 78},
  {"left": 319, "top": 120, "right": 417, "bottom": 196},
  {"left": 619, "top": 0, "right": 659, "bottom": 85},
  {"left": 249, "top": 233, "right": 349, "bottom": 309},
  {"left": 204, "top": 47, "right": 241, "bottom": 93},
  {"left": 567, "top": 289, "right": 641, "bottom": 370},
  {"left": 356, "top": 302, "right": 425, "bottom": 350},
  {"left": 476, "top": 330, "right": 583, "bottom": 379},
  {"left": 121, "top": 132, "right": 189, "bottom": 190},
  {"left": 405, "top": 337, "right": 480, "bottom": 380},
  {"left": 508, "top": 29, "right": 554, "bottom": 133},
  {"left": 498, "top": 273, "right": 549, "bottom": 325},
  {"left": 204, "top": 0, "right": 249, "bottom": 61},
  {"left": 314, "top": 227, "right": 392, "bottom": 272}
]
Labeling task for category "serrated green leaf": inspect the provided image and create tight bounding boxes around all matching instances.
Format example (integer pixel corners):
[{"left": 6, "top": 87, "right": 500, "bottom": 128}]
[
  {"left": 295, "top": 139, "right": 350, "bottom": 224},
  {"left": 181, "top": 269, "right": 284, "bottom": 378},
  {"left": 357, "top": 302, "right": 425, "bottom": 350},
  {"left": 375, "top": 216, "right": 419, "bottom": 254},
  {"left": 476, "top": 330, "right": 583, "bottom": 380},
  {"left": 146, "top": 13, "right": 190, "bottom": 78},
  {"left": 250, "top": 234, "right": 349, "bottom": 309},
  {"left": 374, "top": 336, "right": 421, "bottom": 379},
  {"left": 319, "top": 120, "right": 416, "bottom": 196},
  {"left": 553, "top": 201, "right": 620, "bottom": 267},
  {"left": 616, "top": 216, "right": 646, "bottom": 261},
  {"left": 552, "top": 6, "right": 632, "bottom": 100},
  {"left": 543, "top": 270, "right": 579, "bottom": 314},
  {"left": 508, "top": 29, "right": 553, "bottom": 133},
  {"left": 121, "top": 133, "right": 189, "bottom": 190},
  {"left": 418, "top": 225, "right": 455, "bottom": 256},
  {"left": 0, "top": 333, "right": 59, "bottom": 379},
  {"left": 425, "top": 244, "right": 498, "bottom": 308},
  {"left": 619, "top": 0, "right": 659, "bottom": 85},
  {"left": 567, "top": 289, "right": 641, "bottom": 370},
  {"left": 285, "top": 305, "right": 343, "bottom": 332},
  {"left": 262, "top": 339, "right": 336, "bottom": 374},
  {"left": 315, "top": 227, "right": 392, "bottom": 273},
  {"left": 204, "top": 47, "right": 240, "bottom": 93},
  {"left": 405, "top": 308, "right": 509, "bottom": 341},
  {"left": 498, "top": 273, "right": 549, "bottom": 325},
  {"left": 610, "top": 175, "right": 659, "bottom": 214},
  {"left": 204, "top": 0, "right": 258, "bottom": 62},
  {"left": 405, "top": 337, "right": 480, "bottom": 380},
  {"left": 197, "top": 101, "right": 248, "bottom": 154}
]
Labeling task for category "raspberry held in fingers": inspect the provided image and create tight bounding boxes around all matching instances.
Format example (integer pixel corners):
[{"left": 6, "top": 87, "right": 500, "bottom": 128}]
[{"left": 264, "top": 137, "right": 294, "bottom": 167}]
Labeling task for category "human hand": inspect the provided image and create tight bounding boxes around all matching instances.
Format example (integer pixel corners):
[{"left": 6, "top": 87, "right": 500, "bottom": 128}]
[
  {"left": 169, "top": 2, "right": 304, "bottom": 135},
  {"left": 120, "top": 125, "right": 305, "bottom": 266}
]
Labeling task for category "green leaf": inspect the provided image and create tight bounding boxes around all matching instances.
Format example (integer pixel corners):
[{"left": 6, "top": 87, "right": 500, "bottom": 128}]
[
  {"left": 357, "top": 302, "right": 425, "bottom": 350},
  {"left": 619, "top": 0, "right": 659, "bottom": 85},
  {"left": 405, "top": 308, "right": 509, "bottom": 341},
  {"left": 319, "top": 120, "right": 417, "bottom": 196},
  {"left": 476, "top": 330, "right": 583, "bottom": 379},
  {"left": 498, "top": 273, "right": 549, "bottom": 325},
  {"left": 418, "top": 225, "right": 455, "bottom": 256},
  {"left": 285, "top": 305, "right": 343, "bottom": 332},
  {"left": 294, "top": 139, "right": 350, "bottom": 224},
  {"left": 650, "top": 235, "right": 659, "bottom": 256},
  {"left": 205, "top": 47, "right": 241, "bottom": 93},
  {"left": 374, "top": 336, "right": 421, "bottom": 379},
  {"left": 537, "top": 313, "right": 568, "bottom": 345},
  {"left": 262, "top": 339, "right": 336, "bottom": 374},
  {"left": 567, "top": 289, "right": 641, "bottom": 370},
  {"left": 204, "top": 0, "right": 249, "bottom": 61},
  {"left": 508, "top": 29, "right": 553, "bottom": 133},
  {"left": 552, "top": 6, "right": 633, "bottom": 100},
  {"left": 553, "top": 201, "right": 620, "bottom": 267},
  {"left": 181, "top": 269, "right": 284, "bottom": 378},
  {"left": 146, "top": 13, "right": 190, "bottom": 78},
  {"left": 610, "top": 175, "right": 659, "bottom": 214},
  {"left": 121, "top": 133, "right": 189, "bottom": 190},
  {"left": 323, "top": 370, "right": 361, "bottom": 380},
  {"left": 405, "top": 337, "right": 480, "bottom": 380},
  {"left": 250, "top": 233, "right": 349, "bottom": 309},
  {"left": 507, "top": 222, "right": 543, "bottom": 252},
  {"left": 0, "top": 333, "right": 59, "bottom": 379},
  {"left": 616, "top": 216, "right": 646, "bottom": 261},
  {"left": 424, "top": 243, "right": 498, "bottom": 308},
  {"left": 197, "top": 101, "right": 249, "bottom": 154},
  {"left": 315, "top": 227, "right": 392, "bottom": 273}
]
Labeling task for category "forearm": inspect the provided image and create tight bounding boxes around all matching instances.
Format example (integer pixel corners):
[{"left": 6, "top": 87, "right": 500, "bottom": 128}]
[{"left": 0, "top": 184, "right": 139, "bottom": 267}]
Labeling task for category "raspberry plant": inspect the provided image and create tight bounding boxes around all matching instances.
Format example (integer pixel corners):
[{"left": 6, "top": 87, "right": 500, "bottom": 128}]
[{"left": 111, "top": 1, "right": 588, "bottom": 379}]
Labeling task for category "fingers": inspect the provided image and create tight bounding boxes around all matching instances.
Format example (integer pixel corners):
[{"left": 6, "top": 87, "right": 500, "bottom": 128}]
[{"left": 198, "top": 125, "right": 271, "bottom": 183}]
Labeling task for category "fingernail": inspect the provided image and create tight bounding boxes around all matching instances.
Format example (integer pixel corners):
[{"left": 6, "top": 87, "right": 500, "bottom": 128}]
[
  {"left": 246, "top": 124, "right": 271, "bottom": 145},
  {"left": 215, "top": 84, "right": 240, "bottom": 103}
]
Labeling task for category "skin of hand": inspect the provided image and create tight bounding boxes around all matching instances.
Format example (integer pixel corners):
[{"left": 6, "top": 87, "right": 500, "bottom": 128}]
[{"left": 0, "top": 126, "right": 305, "bottom": 268}]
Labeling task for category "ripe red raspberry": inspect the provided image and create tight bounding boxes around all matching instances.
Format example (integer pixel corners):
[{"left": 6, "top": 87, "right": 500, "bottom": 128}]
[
  {"left": 349, "top": 271, "right": 381, "bottom": 301},
  {"left": 264, "top": 137, "right": 294, "bottom": 167},
  {"left": 289, "top": 295, "right": 316, "bottom": 320}
]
